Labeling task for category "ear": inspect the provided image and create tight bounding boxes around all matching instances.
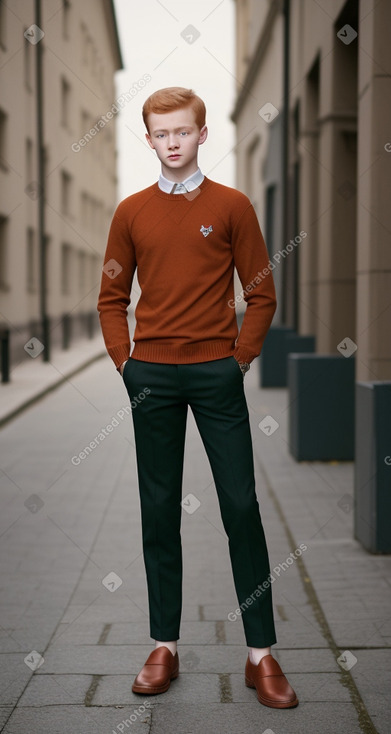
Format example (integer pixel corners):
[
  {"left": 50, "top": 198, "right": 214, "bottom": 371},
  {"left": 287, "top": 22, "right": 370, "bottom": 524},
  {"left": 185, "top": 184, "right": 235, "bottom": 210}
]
[
  {"left": 145, "top": 132, "right": 155, "bottom": 150},
  {"left": 198, "top": 125, "right": 208, "bottom": 145}
]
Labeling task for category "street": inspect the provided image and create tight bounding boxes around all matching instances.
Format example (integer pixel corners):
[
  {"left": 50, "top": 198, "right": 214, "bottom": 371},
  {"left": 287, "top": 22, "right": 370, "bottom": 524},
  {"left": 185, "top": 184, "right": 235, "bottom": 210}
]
[{"left": 0, "top": 356, "right": 390, "bottom": 733}]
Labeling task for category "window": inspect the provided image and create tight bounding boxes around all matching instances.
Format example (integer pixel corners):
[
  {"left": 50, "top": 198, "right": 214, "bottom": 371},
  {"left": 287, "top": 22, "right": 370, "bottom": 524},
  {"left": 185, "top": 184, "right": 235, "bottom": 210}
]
[
  {"left": 43, "top": 146, "right": 49, "bottom": 195},
  {"left": 91, "top": 197, "right": 97, "bottom": 230},
  {"left": 90, "top": 254, "right": 99, "bottom": 287},
  {"left": 44, "top": 234, "right": 50, "bottom": 293},
  {"left": 97, "top": 198, "right": 104, "bottom": 232},
  {"left": 61, "top": 170, "right": 72, "bottom": 216},
  {"left": 26, "top": 227, "right": 37, "bottom": 292},
  {"left": 0, "top": 216, "right": 8, "bottom": 290},
  {"left": 97, "top": 58, "right": 105, "bottom": 92},
  {"left": 24, "top": 32, "right": 32, "bottom": 90},
  {"left": 106, "top": 206, "right": 113, "bottom": 235},
  {"left": 0, "top": 1, "right": 6, "bottom": 50},
  {"left": 62, "top": 0, "right": 70, "bottom": 39},
  {"left": 84, "top": 193, "right": 91, "bottom": 230},
  {"left": 61, "top": 243, "right": 72, "bottom": 294},
  {"left": 78, "top": 250, "right": 86, "bottom": 291},
  {"left": 61, "top": 77, "right": 71, "bottom": 128},
  {"left": 80, "top": 109, "right": 90, "bottom": 137},
  {"left": 80, "top": 191, "right": 87, "bottom": 226},
  {"left": 0, "top": 108, "right": 8, "bottom": 170},
  {"left": 81, "top": 23, "right": 88, "bottom": 65},
  {"left": 91, "top": 45, "right": 98, "bottom": 77},
  {"left": 86, "top": 36, "right": 93, "bottom": 68},
  {"left": 25, "top": 138, "right": 33, "bottom": 182},
  {"left": 265, "top": 185, "right": 276, "bottom": 258},
  {"left": 245, "top": 135, "right": 259, "bottom": 203},
  {"left": 81, "top": 27, "right": 94, "bottom": 70}
]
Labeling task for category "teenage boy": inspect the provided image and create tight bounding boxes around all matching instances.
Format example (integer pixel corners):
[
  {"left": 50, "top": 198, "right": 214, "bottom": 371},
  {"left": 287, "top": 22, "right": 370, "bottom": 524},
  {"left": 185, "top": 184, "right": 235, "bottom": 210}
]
[{"left": 97, "top": 87, "right": 298, "bottom": 709}]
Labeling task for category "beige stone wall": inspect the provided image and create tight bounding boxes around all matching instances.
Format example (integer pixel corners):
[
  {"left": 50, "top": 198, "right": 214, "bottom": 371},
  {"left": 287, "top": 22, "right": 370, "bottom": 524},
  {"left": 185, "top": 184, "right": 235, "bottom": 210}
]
[
  {"left": 0, "top": 0, "right": 121, "bottom": 342},
  {"left": 235, "top": 0, "right": 272, "bottom": 89},
  {"left": 232, "top": 0, "right": 391, "bottom": 379},
  {"left": 235, "top": 17, "right": 283, "bottom": 213},
  {"left": 355, "top": 0, "right": 391, "bottom": 380},
  {"left": 232, "top": 0, "right": 284, "bottom": 319},
  {"left": 233, "top": 1, "right": 282, "bottom": 212}
]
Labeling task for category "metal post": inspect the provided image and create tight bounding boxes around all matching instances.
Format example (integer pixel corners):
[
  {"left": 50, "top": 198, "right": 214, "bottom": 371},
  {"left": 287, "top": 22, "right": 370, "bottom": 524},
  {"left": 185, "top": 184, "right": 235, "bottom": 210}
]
[
  {"left": 62, "top": 313, "right": 71, "bottom": 350},
  {"left": 281, "top": 0, "right": 290, "bottom": 325},
  {"left": 35, "top": 0, "right": 50, "bottom": 361},
  {"left": 0, "top": 326, "right": 10, "bottom": 383}
]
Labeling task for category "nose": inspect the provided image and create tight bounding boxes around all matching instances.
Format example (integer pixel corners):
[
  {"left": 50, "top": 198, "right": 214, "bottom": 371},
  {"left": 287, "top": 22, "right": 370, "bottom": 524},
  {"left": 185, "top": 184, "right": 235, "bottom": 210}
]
[{"left": 168, "top": 134, "right": 179, "bottom": 150}]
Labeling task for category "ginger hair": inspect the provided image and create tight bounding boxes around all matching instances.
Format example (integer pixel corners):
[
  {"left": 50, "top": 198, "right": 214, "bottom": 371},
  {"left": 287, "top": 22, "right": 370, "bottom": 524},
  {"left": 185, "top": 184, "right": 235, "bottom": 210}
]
[{"left": 142, "top": 87, "right": 206, "bottom": 133}]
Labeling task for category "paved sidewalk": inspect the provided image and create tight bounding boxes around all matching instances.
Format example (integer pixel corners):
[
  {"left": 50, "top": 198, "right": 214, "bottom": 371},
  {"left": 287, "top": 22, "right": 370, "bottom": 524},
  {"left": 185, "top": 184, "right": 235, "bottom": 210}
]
[
  {"left": 0, "top": 355, "right": 390, "bottom": 733},
  {"left": 0, "top": 332, "right": 107, "bottom": 428}
]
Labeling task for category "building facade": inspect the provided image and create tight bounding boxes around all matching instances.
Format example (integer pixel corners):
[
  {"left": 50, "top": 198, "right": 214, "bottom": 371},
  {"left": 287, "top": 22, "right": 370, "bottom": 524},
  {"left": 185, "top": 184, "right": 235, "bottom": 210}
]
[
  {"left": 231, "top": 0, "right": 391, "bottom": 382},
  {"left": 0, "top": 0, "right": 122, "bottom": 367}
]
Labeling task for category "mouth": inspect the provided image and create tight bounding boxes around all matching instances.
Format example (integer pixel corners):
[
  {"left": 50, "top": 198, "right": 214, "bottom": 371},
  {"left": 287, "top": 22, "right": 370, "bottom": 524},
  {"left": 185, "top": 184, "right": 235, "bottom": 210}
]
[{"left": 168, "top": 154, "right": 181, "bottom": 159}]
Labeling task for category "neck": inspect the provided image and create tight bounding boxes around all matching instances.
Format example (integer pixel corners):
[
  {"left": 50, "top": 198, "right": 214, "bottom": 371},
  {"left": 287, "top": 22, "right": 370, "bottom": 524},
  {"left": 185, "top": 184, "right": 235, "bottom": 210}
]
[{"left": 161, "top": 161, "right": 199, "bottom": 183}]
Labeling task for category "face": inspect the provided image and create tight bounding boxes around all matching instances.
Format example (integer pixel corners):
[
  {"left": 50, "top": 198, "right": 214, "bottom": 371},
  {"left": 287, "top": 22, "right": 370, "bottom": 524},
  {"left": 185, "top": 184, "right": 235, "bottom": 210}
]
[{"left": 145, "top": 107, "right": 208, "bottom": 181}]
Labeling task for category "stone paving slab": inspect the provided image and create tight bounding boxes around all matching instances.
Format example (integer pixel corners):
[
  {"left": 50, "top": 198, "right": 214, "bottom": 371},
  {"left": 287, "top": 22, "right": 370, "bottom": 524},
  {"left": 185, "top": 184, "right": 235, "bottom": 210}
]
[
  {"left": 0, "top": 333, "right": 107, "bottom": 427},
  {"left": 34, "top": 643, "right": 339, "bottom": 678},
  {"left": 1, "top": 355, "right": 389, "bottom": 733},
  {"left": 246, "top": 374, "right": 391, "bottom": 733},
  {"left": 1, "top": 704, "right": 151, "bottom": 734},
  {"left": 230, "top": 671, "right": 351, "bottom": 703},
  {"left": 0, "top": 654, "right": 34, "bottom": 706},
  {"left": 321, "top": 619, "right": 388, "bottom": 649},
  {"left": 58, "top": 601, "right": 147, "bottom": 626},
  {"left": 93, "top": 673, "right": 220, "bottom": 706},
  {"left": 347, "top": 649, "right": 391, "bottom": 734},
  {"left": 17, "top": 675, "right": 90, "bottom": 706},
  {"left": 146, "top": 701, "right": 362, "bottom": 734},
  {"left": 0, "top": 710, "right": 13, "bottom": 731},
  {"left": 254, "top": 620, "right": 328, "bottom": 649}
]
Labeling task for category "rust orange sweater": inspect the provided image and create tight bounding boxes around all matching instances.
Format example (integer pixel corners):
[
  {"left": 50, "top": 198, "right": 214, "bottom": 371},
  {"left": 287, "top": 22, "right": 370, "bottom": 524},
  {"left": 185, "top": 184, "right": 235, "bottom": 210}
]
[{"left": 97, "top": 176, "right": 277, "bottom": 370}]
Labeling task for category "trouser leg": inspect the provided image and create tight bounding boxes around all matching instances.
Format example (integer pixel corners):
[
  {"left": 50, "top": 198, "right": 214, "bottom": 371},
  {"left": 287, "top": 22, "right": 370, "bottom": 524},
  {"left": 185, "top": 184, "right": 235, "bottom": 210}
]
[
  {"left": 183, "top": 356, "right": 277, "bottom": 648},
  {"left": 122, "top": 359, "right": 187, "bottom": 641}
]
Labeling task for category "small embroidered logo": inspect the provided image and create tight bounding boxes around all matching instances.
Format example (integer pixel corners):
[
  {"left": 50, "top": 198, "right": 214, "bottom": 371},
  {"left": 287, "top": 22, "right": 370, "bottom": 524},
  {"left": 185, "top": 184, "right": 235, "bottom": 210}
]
[{"left": 200, "top": 224, "right": 213, "bottom": 237}]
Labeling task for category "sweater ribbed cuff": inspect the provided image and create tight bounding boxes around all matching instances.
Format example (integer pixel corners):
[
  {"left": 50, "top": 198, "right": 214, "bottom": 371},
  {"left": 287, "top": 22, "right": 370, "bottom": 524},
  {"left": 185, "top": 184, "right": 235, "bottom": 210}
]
[
  {"left": 107, "top": 343, "right": 131, "bottom": 370},
  {"left": 233, "top": 345, "right": 258, "bottom": 364}
]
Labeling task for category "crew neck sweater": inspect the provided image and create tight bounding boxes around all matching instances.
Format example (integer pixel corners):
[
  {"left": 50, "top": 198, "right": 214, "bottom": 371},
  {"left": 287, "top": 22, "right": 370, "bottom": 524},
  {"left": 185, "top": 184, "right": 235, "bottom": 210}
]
[{"left": 97, "top": 176, "right": 277, "bottom": 370}]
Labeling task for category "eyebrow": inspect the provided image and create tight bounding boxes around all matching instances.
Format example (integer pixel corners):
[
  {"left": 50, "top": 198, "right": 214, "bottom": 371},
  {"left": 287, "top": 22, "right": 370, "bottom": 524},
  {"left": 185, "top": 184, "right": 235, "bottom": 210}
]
[{"left": 152, "top": 126, "right": 193, "bottom": 133}]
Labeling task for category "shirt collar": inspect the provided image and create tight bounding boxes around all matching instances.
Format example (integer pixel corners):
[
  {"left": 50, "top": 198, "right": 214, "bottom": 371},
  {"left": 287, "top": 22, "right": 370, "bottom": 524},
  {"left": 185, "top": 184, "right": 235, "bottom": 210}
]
[{"left": 158, "top": 167, "right": 204, "bottom": 194}]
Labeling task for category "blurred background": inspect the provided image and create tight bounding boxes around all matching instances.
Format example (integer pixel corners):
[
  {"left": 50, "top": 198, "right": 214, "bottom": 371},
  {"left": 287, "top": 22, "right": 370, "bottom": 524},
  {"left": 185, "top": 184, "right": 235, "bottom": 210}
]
[
  {"left": 0, "top": 4, "right": 391, "bottom": 731},
  {"left": 0, "top": 1, "right": 390, "bottom": 541}
]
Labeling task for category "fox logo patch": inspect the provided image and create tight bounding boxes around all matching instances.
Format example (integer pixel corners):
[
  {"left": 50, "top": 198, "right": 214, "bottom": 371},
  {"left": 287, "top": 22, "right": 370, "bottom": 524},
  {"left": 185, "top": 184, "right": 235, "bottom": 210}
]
[{"left": 200, "top": 224, "right": 213, "bottom": 237}]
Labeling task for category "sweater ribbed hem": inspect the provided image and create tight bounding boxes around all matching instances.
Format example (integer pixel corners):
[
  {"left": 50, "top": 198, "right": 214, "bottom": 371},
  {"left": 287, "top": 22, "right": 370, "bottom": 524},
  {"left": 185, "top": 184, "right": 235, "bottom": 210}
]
[
  {"left": 130, "top": 339, "right": 236, "bottom": 364},
  {"left": 107, "top": 340, "right": 260, "bottom": 368}
]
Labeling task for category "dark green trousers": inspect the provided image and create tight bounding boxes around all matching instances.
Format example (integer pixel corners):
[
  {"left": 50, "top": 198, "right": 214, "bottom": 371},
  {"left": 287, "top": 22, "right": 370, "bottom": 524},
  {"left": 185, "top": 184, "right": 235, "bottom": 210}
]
[{"left": 122, "top": 355, "right": 277, "bottom": 648}]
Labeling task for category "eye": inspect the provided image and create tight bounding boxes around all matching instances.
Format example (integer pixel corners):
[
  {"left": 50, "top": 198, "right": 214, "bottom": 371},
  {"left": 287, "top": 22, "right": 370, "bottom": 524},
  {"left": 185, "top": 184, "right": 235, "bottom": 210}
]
[{"left": 179, "top": 131, "right": 188, "bottom": 136}]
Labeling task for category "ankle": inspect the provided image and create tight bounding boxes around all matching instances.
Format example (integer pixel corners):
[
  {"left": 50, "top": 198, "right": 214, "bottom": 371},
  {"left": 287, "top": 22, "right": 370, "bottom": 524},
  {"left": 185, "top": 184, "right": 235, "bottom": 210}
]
[
  {"left": 248, "top": 646, "right": 271, "bottom": 665},
  {"left": 154, "top": 640, "right": 177, "bottom": 656}
]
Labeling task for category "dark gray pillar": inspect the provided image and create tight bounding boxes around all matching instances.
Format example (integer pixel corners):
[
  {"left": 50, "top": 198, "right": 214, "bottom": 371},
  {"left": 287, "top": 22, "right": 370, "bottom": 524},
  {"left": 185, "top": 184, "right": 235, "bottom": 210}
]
[{"left": 354, "top": 382, "right": 391, "bottom": 553}]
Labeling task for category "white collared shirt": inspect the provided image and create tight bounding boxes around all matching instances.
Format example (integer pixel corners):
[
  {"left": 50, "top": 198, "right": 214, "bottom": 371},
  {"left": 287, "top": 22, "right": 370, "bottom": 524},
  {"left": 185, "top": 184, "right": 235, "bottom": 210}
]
[{"left": 158, "top": 167, "right": 204, "bottom": 194}]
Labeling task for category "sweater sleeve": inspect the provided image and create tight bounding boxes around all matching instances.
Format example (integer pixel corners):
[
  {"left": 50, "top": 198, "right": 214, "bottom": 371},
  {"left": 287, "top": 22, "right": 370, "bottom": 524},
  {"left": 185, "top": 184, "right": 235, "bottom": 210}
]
[
  {"left": 97, "top": 203, "right": 137, "bottom": 370},
  {"left": 231, "top": 203, "right": 277, "bottom": 364}
]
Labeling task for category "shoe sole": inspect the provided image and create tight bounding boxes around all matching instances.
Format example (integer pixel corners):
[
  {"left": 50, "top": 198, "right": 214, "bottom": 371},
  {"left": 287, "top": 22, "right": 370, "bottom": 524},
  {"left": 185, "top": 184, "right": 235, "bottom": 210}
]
[
  {"left": 245, "top": 677, "right": 299, "bottom": 708},
  {"left": 132, "top": 670, "right": 179, "bottom": 695}
]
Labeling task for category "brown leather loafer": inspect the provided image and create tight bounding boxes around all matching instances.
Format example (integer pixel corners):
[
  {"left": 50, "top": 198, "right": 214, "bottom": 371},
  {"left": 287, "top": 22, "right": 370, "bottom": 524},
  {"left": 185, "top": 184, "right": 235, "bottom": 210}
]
[
  {"left": 132, "top": 646, "right": 179, "bottom": 694},
  {"left": 245, "top": 653, "right": 298, "bottom": 708}
]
